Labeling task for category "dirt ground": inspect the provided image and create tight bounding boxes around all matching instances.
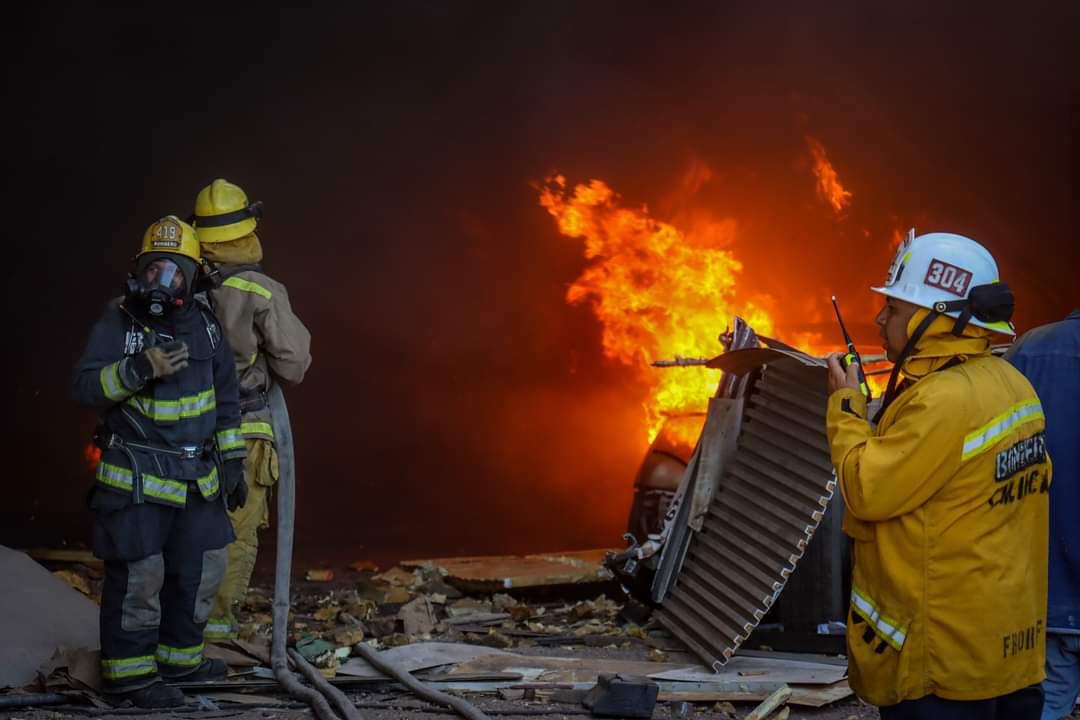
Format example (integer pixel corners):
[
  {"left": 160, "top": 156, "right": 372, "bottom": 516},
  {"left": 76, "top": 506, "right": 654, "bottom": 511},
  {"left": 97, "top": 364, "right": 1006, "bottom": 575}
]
[
  {"left": 0, "top": 694, "right": 878, "bottom": 720},
  {"left": 15, "top": 565, "right": 1072, "bottom": 720}
]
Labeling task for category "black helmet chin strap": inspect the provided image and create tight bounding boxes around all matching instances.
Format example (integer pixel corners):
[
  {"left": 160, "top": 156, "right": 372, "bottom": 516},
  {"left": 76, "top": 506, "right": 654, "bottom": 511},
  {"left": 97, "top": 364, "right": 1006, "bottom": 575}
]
[
  {"left": 874, "top": 310, "right": 941, "bottom": 424},
  {"left": 873, "top": 282, "right": 1015, "bottom": 424},
  {"left": 932, "top": 282, "right": 1015, "bottom": 337}
]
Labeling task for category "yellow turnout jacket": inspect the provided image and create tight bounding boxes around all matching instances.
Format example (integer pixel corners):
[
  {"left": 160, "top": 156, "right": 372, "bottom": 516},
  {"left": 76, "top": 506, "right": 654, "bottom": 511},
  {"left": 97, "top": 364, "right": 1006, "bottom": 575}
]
[{"left": 826, "top": 312, "right": 1051, "bottom": 706}]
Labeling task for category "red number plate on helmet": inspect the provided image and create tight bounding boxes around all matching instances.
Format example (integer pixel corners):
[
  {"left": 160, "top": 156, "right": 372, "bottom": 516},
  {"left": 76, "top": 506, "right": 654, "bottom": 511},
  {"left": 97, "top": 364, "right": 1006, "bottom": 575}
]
[{"left": 924, "top": 258, "right": 972, "bottom": 297}]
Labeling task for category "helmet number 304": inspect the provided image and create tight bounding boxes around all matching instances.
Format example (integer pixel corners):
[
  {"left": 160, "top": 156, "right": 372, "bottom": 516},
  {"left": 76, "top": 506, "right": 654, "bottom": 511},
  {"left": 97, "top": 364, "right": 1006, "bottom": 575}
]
[{"left": 924, "top": 258, "right": 972, "bottom": 297}]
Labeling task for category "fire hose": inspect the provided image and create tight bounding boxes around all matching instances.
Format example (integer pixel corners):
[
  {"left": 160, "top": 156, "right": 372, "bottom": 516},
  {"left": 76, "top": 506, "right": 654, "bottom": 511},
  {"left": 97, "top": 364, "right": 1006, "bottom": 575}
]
[
  {"left": 269, "top": 383, "right": 357, "bottom": 720},
  {"left": 268, "top": 384, "right": 491, "bottom": 720}
]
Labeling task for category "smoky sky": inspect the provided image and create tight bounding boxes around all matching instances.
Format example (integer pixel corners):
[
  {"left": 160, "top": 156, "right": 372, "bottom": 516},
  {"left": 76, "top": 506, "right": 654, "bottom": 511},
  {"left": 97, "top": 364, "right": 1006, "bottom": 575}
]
[{"left": 5, "top": 1, "right": 1077, "bottom": 563}]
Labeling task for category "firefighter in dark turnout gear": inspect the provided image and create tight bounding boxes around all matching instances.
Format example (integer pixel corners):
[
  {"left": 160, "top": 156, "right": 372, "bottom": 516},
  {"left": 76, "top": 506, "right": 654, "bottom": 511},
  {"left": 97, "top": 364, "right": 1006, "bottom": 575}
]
[{"left": 74, "top": 216, "right": 247, "bottom": 708}]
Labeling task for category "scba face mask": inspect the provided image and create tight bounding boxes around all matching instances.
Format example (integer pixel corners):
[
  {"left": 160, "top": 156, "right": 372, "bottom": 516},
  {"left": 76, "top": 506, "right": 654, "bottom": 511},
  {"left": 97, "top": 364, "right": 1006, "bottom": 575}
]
[{"left": 128, "top": 255, "right": 195, "bottom": 316}]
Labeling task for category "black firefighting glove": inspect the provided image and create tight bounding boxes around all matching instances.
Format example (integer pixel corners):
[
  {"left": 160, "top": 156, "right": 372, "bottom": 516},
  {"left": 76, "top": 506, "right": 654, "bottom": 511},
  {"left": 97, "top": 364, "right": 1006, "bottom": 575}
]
[
  {"left": 131, "top": 341, "right": 190, "bottom": 382},
  {"left": 222, "top": 458, "right": 248, "bottom": 512}
]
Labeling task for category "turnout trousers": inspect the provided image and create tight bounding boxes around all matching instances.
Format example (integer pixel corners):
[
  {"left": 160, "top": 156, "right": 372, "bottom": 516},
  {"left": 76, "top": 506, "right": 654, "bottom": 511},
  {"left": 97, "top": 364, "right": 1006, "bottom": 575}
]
[
  {"left": 92, "top": 489, "right": 234, "bottom": 691},
  {"left": 879, "top": 685, "right": 1044, "bottom": 720},
  {"left": 205, "top": 439, "right": 277, "bottom": 641}
]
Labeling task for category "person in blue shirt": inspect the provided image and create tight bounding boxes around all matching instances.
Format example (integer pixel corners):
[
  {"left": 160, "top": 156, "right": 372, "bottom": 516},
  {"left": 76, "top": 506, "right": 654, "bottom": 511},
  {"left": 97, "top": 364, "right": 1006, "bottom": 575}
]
[{"left": 1007, "top": 310, "right": 1080, "bottom": 720}]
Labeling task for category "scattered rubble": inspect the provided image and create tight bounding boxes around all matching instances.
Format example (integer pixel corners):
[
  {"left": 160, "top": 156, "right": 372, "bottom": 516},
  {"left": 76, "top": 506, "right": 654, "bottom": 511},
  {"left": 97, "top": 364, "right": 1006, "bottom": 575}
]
[
  {"left": 10, "top": 548, "right": 855, "bottom": 716},
  {"left": 746, "top": 686, "right": 793, "bottom": 719},
  {"left": 401, "top": 550, "right": 615, "bottom": 592}
]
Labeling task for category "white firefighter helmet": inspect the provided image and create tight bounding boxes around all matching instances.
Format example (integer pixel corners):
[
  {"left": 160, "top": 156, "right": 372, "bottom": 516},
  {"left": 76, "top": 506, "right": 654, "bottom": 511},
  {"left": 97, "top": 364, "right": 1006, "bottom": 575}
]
[{"left": 872, "top": 230, "right": 1015, "bottom": 336}]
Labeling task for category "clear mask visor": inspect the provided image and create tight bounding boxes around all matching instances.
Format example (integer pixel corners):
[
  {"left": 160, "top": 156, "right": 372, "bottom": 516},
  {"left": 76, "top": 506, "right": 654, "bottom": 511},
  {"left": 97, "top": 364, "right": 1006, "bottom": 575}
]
[{"left": 143, "top": 258, "right": 186, "bottom": 292}]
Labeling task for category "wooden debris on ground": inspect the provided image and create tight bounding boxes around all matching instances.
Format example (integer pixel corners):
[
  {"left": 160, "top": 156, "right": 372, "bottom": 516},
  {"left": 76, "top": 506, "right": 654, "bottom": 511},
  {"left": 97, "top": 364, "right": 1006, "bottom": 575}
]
[{"left": 400, "top": 550, "right": 616, "bottom": 591}]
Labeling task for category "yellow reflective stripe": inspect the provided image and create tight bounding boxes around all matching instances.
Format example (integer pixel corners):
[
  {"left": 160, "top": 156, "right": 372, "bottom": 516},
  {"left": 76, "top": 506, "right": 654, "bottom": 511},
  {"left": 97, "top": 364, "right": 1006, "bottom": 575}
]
[
  {"left": 984, "top": 319, "right": 1014, "bottom": 334},
  {"left": 196, "top": 466, "right": 220, "bottom": 499},
  {"left": 101, "top": 655, "right": 157, "bottom": 679},
  {"left": 241, "top": 421, "right": 274, "bottom": 438},
  {"left": 126, "top": 388, "right": 217, "bottom": 422},
  {"left": 216, "top": 428, "right": 245, "bottom": 453},
  {"left": 141, "top": 474, "right": 189, "bottom": 505},
  {"left": 962, "top": 399, "right": 1045, "bottom": 462},
  {"left": 850, "top": 586, "right": 907, "bottom": 650},
  {"left": 100, "top": 361, "right": 131, "bottom": 401},
  {"left": 248, "top": 350, "right": 259, "bottom": 366},
  {"left": 97, "top": 462, "right": 134, "bottom": 491},
  {"left": 204, "top": 620, "right": 237, "bottom": 640},
  {"left": 96, "top": 463, "right": 219, "bottom": 505},
  {"left": 223, "top": 276, "right": 272, "bottom": 300},
  {"left": 156, "top": 642, "right": 204, "bottom": 667}
]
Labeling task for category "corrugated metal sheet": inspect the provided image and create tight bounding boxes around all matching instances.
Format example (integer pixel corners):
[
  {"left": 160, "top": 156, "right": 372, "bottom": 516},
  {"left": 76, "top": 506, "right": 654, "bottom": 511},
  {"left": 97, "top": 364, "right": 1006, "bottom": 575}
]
[{"left": 654, "top": 357, "right": 837, "bottom": 668}]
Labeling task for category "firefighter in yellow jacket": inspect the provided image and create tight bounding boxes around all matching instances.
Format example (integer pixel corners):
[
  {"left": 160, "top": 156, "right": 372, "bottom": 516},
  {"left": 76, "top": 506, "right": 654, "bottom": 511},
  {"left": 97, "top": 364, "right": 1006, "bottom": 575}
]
[
  {"left": 192, "top": 179, "right": 312, "bottom": 641},
  {"left": 825, "top": 231, "right": 1050, "bottom": 719}
]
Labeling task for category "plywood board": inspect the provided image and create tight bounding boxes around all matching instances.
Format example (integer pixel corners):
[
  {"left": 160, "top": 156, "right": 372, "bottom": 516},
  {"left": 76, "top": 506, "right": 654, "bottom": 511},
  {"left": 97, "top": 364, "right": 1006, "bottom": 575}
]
[
  {"left": 0, "top": 546, "right": 100, "bottom": 689},
  {"left": 401, "top": 550, "right": 615, "bottom": 591}
]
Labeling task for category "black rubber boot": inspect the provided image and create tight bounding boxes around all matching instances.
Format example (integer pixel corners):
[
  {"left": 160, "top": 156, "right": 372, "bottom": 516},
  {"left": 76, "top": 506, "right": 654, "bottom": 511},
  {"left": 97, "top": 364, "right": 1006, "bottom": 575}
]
[
  {"left": 162, "top": 658, "right": 228, "bottom": 682},
  {"left": 106, "top": 681, "right": 186, "bottom": 708}
]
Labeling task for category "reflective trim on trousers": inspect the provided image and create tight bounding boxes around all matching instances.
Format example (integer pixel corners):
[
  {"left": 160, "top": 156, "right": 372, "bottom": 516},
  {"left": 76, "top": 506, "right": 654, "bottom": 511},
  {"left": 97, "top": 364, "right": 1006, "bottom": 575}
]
[
  {"left": 101, "top": 655, "right": 157, "bottom": 680},
  {"left": 156, "top": 642, "right": 204, "bottom": 668},
  {"left": 204, "top": 620, "right": 238, "bottom": 641}
]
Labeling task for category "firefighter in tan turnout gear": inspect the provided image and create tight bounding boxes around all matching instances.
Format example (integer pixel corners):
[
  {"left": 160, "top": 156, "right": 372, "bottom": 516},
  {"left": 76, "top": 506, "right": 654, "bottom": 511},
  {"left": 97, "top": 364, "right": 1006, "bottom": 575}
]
[
  {"left": 192, "top": 179, "right": 312, "bottom": 641},
  {"left": 825, "top": 231, "right": 1051, "bottom": 719}
]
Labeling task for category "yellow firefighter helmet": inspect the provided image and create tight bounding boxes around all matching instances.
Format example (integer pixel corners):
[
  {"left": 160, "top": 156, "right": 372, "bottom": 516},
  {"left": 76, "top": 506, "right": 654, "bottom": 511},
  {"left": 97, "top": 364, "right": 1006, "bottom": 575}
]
[
  {"left": 192, "top": 178, "right": 261, "bottom": 243},
  {"left": 138, "top": 215, "right": 201, "bottom": 262}
]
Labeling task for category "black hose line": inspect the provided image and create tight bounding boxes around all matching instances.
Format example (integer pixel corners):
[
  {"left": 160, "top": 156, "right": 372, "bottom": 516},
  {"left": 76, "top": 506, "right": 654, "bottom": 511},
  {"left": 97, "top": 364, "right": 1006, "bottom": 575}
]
[
  {"left": 269, "top": 384, "right": 349, "bottom": 720},
  {"left": 351, "top": 643, "right": 493, "bottom": 720},
  {"left": 288, "top": 649, "right": 364, "bottom": 720}
]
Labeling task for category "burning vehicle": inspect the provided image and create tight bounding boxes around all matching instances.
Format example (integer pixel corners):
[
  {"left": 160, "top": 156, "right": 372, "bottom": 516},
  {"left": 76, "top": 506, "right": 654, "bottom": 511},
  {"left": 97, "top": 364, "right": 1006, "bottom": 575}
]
[{"left": 626, "top": 411, "right": 702, "bottom": 541}]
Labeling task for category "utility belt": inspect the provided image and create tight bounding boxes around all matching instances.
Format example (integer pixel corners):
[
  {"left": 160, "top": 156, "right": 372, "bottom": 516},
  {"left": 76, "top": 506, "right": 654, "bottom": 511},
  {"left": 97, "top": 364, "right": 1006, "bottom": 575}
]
[
  {"left": 240, "top": 388, "right": 268, "bottom": 414},
  {"left": 96, "top": 431, "right": 214, "bottom": 461},
  {"left": 94, "top": 430, "right": 217, "bottom": 505}
]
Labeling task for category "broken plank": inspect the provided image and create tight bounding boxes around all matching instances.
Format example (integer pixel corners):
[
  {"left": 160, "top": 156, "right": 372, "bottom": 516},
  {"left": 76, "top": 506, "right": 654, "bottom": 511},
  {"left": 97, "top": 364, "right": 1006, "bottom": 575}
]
[
  {"left": 444, "top": 612, "right": 512, "bottom": 626},
  {"left": 745, "top": 685, "right": 792, "bottom": 719},
  {"left": 655, "top": 680, "right": 853, "bottom": 708},
  {"left": 207, "top": 693, "right": 290, "bottom": 705},
  {"left": 448, "top": 651, "right": 695, "bottom": 684},
  {"left": 401, "top": 550, "right": 616, "bottom": 592},
  {"left": 205, "top": 644, "right": 260, "bottom": 667},
  {"left": 25, "top": 548, "right": 104, "bottom": 569},
  {"left": 648, "top": 654, "right": 846, "bottom": 686}
]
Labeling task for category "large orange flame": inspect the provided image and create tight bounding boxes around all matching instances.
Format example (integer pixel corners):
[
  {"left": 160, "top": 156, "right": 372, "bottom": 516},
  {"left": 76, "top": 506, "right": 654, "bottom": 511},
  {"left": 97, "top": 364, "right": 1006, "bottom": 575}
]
[
  {"left": 540, "top": 174, "right": 774, "bottom": 444},
  {"left": 806, "top": 136, "right": 852, "bottom": 214}
]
